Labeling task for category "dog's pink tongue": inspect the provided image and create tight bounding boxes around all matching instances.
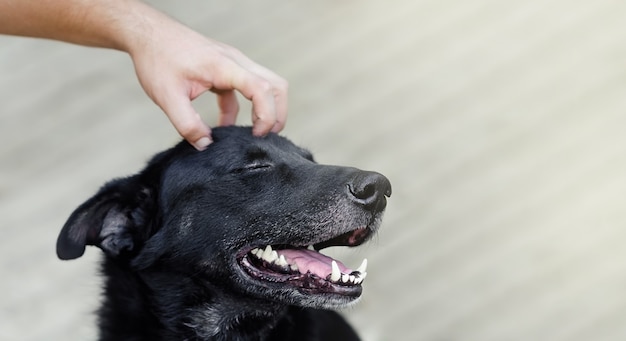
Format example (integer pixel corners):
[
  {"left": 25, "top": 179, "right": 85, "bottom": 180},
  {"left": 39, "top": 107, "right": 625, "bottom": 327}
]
[{"left": 277, "top": 249, "right": 350, "bottom": 278}]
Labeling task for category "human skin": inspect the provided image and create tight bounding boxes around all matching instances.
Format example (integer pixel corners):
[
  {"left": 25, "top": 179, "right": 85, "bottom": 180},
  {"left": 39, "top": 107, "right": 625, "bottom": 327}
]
[{"left": 0, "top": 0, "right": 288, "bottom": 150}]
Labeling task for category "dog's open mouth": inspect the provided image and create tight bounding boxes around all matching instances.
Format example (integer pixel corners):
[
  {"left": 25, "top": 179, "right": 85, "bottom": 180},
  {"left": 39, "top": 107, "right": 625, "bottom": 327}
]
[{"left": 238, "top": 227, "right": 373, "bottom": 297}]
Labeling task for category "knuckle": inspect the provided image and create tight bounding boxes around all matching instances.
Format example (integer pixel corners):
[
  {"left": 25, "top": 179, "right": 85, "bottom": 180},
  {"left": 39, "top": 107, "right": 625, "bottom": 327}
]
[
  {"left": 274, "top": 78, "right": 289, "bottom": 94},
  {"left": 255, "top": 79, "right": 274, "bottom": 94}
]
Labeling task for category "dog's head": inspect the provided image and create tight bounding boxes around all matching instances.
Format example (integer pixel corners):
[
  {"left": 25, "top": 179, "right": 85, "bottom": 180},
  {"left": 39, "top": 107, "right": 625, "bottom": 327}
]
[{"left": 57, "top": 126, "right": 391, "bottom": 309}]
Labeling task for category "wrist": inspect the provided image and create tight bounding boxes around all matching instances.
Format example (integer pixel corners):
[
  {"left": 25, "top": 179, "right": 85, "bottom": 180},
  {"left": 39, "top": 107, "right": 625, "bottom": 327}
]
[{"left": 120, "top": 2, "right": 198, "bottom": 60}]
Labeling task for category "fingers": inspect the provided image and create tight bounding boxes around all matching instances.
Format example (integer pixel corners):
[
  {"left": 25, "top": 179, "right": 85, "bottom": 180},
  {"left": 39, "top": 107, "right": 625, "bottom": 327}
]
[
  {"left": 133, "top": 30, "right": 287, "bottom": 146},
  {"left": 229, "top": 68, "right": 288, "bottom": 136},
  {"left": 270, "top": 77, "right": 288, "bottom": 133},
  {"left": 240, "top": 58, "right": 289, "bottom": 135},
  {"left": 214, "top": 49, "right": 288, "bottom": 136},
  {"left": 160, "top": 92, "right": 213, "bottom": 151},
  {"left": 215, "top": 89, "right": 239, "bottom": 127}
]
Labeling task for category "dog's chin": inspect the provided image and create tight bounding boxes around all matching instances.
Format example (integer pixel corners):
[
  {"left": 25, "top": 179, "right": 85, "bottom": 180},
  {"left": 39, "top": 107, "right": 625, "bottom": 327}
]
[{"left": 234, "top": 225, "right": 377, "bottom": 309}]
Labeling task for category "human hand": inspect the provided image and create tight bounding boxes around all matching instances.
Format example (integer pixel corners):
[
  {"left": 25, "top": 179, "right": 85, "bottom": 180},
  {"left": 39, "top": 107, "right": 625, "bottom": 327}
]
[
  {"left": 128, "top": 10, "right": 288, "bottom": 150},
  {"left": 0, "top": 0, "right": 287, "bottom": 150}
]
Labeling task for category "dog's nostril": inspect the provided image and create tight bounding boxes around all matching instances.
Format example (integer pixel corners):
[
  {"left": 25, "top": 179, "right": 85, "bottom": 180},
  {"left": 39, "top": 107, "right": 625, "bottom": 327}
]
[
  {"left": 349, "top": 183, "right": 377, "bottom": 201},
  {"left": 347, "top": 172, "right": 392, "bottom": 212}
]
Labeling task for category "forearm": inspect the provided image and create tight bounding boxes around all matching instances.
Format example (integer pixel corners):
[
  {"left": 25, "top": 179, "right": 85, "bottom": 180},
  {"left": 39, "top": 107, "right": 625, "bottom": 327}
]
[{"left": 0, "top": 0, "right": 168, "bottom": 53}]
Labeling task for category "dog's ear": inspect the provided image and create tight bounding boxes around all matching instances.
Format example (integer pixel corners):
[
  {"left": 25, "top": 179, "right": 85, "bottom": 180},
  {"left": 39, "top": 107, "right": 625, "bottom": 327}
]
[{"left": 56, "top": 176, "right": 157, "bottom": 260}]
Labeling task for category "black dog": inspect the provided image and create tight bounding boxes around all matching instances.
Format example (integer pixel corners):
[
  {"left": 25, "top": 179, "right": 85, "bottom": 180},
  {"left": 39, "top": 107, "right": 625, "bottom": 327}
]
[{"left": 57, "top": 126, "right": 391, "bottom": 341}]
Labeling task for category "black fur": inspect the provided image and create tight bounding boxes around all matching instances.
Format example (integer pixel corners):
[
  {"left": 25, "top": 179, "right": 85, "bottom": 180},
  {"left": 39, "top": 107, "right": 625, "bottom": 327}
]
[{"left": 57, "top": 126, "right": 391, "bottom": 341}]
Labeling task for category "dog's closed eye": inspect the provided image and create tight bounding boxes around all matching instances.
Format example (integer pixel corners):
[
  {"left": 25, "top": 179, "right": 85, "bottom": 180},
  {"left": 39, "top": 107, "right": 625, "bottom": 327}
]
[
  {"left": 245, "top": 163, "right": 273, "bottom": 172},
  {"left": 231, "top": 162, "right": 273, "bottom": 174},
  {"left": 229, "top": 147, "right": 274, "bottom": 173}
]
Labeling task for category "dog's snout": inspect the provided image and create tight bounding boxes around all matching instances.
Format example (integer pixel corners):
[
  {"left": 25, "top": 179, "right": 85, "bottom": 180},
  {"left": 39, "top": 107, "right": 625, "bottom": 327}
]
[{"left": 347, "top": 171, "right": 392, "bottom": 212}]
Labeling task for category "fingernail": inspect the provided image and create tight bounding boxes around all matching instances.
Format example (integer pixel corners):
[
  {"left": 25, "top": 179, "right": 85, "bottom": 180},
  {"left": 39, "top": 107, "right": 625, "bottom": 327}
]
[{"left": 192, "top": 137, "right": 212, "bottom": 151}]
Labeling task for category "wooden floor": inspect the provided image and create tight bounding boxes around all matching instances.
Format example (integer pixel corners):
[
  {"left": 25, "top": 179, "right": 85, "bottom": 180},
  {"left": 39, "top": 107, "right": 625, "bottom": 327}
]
[{"left": 2, "top": 0, "right": 626, "bottom": 340}]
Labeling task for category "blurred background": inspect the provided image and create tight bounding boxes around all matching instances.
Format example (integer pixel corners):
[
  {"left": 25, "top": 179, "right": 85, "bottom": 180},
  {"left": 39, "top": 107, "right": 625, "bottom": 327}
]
[{"left": 2, "top": 0, "right": 626, "bottom": 340}]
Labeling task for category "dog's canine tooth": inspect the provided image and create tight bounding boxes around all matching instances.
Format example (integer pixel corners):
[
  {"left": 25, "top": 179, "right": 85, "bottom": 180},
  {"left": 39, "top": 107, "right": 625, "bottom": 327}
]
[
  {"left": 359, "top": 271, "right": 367, "bottom": 280},
  {"left": 356, "top": 258, "right": 367, "bottom": 274},
  {"left": 330, "top": 261, "right": 341, "bottom": 282}
]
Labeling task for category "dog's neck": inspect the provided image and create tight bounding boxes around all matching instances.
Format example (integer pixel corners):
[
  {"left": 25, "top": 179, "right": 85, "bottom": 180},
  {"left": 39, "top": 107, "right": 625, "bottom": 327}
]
[
  {"left": 186, "top": 293, "right": 288, "bottom": 340},
  {"left": 99, "top": 258, "right": 289, "bottom": 341}
]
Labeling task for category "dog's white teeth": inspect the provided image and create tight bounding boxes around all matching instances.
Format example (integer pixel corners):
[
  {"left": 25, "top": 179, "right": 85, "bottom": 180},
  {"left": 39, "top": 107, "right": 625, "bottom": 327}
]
[
  {"left": 270, "top": 251, "right": 279, "bottom": 262},
  {"left": 262, "top": 245, "right": 272, "bottom": 256},
  {"left": 252, "top": 248, "right": 265, "bottom": 258},
  {"left": 307, "top": 245, "right": 315, "bottom": 251},
  {"left": 276, "top": 255, "right": 288, "bottom": 267},
  {"left": 250, "top": 246, "right": 367, "bottom": 284},
  {"left": 356, "top": 258, "right": 368, "bottom": 274},
  {"left": 326, "top": 259, "right": 369, "bottom": 285},
  {"left": 250, "top": 246, "right": 298, "bottom": 271},
  {"left": 261, "top": 245, "right": 279, "bottom": 263},
  {"left": 330, "top": 261, "right": 341, "bottom": 282}
]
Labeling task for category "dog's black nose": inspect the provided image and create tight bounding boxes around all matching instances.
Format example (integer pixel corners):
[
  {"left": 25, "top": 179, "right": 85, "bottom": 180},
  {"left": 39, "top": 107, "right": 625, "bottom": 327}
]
[{"left": 347, "top": 171, "right": 392, "bottom": 212}]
